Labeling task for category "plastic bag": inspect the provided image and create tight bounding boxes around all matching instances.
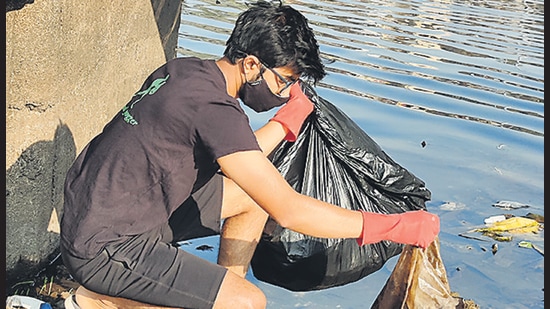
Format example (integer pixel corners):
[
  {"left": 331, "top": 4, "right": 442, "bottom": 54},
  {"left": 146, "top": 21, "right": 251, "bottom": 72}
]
[
  {"left": 250, "top": 83, "right": 431, "bottom": 291},
  {"left": 476, "top": 217, "right": 540, "bottom": 234},
  {"left": 371, "top": 237, "right": 475, "bottom": 309}
]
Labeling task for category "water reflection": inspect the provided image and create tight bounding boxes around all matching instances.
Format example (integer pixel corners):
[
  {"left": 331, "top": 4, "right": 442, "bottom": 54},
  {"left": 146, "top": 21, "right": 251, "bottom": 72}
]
[
  {"left": 179, "top": 0, "right": 543, "bottom": 138},
  {"left": 178, "top": 0, "right": 544, "bottom": 308}
]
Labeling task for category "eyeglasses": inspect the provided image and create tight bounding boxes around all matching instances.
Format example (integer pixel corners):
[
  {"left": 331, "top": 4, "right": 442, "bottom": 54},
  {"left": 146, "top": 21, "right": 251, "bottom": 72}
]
[
  {"left": 238, "top": 50, "right": 300, "bottom": 96},
  {"left": 259, "top": 61, "right": 298, "bottom": 97}
]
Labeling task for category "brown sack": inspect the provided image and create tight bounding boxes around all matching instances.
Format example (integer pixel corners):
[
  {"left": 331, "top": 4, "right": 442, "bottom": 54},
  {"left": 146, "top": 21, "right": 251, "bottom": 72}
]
[{"left": 372, "top": 236, "right": 475, "bottom": 309}]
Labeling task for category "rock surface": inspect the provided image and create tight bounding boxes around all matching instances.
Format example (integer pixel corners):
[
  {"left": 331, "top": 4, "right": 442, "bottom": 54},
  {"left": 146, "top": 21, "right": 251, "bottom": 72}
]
[{"left": 6, "top": 0, "right": 181, "bottom": 282}]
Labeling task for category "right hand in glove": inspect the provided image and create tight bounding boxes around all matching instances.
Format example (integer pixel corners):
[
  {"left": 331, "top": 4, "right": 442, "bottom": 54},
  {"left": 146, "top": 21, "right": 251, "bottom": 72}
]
[
  {"left": 269, "top": 82, "right": 314, "bottom": 142},
  {"left": 356, "top": 210, "right": 440, "bottom": 248}
]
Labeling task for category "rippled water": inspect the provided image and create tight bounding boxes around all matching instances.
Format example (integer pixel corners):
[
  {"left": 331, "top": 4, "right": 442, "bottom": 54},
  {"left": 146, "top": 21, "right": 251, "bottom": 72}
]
[{"left": 177, "top": 0, "right": 544, "bottom": 308}]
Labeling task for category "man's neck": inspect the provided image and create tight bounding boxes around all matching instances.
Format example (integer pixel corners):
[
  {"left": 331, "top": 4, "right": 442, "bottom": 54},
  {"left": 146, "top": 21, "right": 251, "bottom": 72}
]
[{"left": 216, "top": 57, "right": 243, "bottom": 98}]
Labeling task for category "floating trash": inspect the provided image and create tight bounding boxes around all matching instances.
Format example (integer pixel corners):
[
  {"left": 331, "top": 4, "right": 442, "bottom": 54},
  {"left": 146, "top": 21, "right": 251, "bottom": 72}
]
[
  {"left": 518, "top": 241, "right": 544, "bottom": 256},
  {"left": 491, "top": 243, "right": 498, "bottom": 255},
  {"left": 483, "top": 215, "right": 507, "bottom": 224},
  {"left": 478, "top": 217, "right": 540, "bottom": 233},
  {"left": 439, "top": 201, "right": 466, "bottom": 211},
  {"left": 460, "top": 216, "right": 542, "bottom": 242},
  {"left": 492, "top": 200, "right": 530, "bottom": 209},
  {"left": 524, "top": 212, "right": 544, "bottom": 223}
]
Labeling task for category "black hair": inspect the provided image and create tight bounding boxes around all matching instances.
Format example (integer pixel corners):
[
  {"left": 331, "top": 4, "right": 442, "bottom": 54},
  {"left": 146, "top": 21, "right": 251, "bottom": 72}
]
[{"left": 224, "top": 0, "right": 326, "bottom": 84}]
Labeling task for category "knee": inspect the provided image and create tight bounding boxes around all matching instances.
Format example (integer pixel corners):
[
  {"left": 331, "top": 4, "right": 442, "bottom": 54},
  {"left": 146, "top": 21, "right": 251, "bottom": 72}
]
[
  {"left": 239, "top": 286, "right": 267, "bottom": 309},
  {"left": 214, "top": 274, "right": 267, "bottom": 309},
  {"left": 252, "top": 287, "right": 267, "bottom": 309}
]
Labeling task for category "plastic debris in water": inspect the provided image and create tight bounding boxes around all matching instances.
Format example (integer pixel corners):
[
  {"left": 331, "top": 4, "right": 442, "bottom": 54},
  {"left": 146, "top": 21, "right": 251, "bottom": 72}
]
[
  {"left": 473, "top": 217, "right": 541, "bottom": 242},
  {"left": 484, "top": 215, "right": 507, "bottom": 224},
  {"left": 459, "top": 217, "right": 542, "bottom": 242},
  {"left": 439, "top": 201, "right": 466, "bottom": 211},
  {"left": 524, "top": 212, "right": 544, "bottom": 223},
  {"left": 492, "top": 200, "right": 530, "bottom": 209},
  {"left": 477, "top": 217, "right": 540, "bottom": 233},
  {"left": 518, "top": 241, "right": 544, "bottom": 256}
]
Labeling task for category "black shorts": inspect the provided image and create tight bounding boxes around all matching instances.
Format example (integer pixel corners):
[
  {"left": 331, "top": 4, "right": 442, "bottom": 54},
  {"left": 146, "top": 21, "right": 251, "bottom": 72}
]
[{"left": 61, "top": 174, "right": 227, "bottom": 309}]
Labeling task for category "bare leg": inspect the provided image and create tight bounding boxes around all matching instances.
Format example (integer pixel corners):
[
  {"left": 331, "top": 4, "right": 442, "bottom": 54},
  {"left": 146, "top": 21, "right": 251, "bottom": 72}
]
[
  {"left": 68, "top": 176, "right": 269, "bottom": 309},
  {"left": 73, "top": 285, "right": 179, "bottom": 309},
  {"left": 213, "top": 270, "right": 267, "bottom": 309},
  {"left": 218, "top": 176, "right": 269, "bottom": 278},
  {"left": 74, "top": 276, "right": 267, "bottom": 309}
]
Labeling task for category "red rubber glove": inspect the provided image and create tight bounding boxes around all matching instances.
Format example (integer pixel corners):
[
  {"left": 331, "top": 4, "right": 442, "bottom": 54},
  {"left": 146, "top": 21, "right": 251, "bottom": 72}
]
[
  {"left": 356, "top": 210, "right": 440, "bottom": 248},
  {"left": 270, "top": 82, "right": 314, "bottom": 142}
]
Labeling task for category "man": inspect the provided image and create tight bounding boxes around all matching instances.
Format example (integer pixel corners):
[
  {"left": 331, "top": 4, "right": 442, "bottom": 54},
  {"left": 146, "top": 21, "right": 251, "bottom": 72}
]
[{"left": 61, "top": 1, "right": 440, "bottom": 308}]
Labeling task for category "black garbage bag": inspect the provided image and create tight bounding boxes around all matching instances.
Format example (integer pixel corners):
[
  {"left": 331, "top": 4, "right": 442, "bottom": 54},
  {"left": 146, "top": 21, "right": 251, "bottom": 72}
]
[{"left": 250, "top": 83, "right": 431, "bottom": 291}]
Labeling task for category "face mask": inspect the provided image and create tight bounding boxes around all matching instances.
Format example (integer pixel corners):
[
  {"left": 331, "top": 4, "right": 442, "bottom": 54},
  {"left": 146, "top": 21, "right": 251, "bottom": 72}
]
[{"left": 238, "top": 72, "right": 290, "bottom": 113}]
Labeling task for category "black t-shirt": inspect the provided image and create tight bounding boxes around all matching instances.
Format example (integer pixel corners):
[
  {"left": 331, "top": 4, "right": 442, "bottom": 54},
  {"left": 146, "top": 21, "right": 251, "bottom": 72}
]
[{"left": 61, "top": 57, "right": 261, "bottom": 258}]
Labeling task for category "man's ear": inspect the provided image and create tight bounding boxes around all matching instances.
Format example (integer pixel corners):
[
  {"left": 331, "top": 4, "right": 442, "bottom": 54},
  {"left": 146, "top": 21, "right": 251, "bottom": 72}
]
[
  {"left": 242, "top": 55, "right": 261, "bottom": 72},
  {"left": 241, "top": 55, "right": 262, "bottom": 81}
]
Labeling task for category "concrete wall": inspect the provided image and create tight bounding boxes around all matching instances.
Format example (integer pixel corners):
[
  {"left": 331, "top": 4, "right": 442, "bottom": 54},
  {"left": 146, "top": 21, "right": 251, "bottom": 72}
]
[{"left": 6, "top": 0, "right": 181, "bottom": 280}]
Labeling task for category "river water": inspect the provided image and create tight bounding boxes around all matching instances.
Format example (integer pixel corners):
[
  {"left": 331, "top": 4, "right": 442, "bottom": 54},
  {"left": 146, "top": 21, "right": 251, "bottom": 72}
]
[{"left": 177, "top": 0, "right": 544, "bottom": 308}]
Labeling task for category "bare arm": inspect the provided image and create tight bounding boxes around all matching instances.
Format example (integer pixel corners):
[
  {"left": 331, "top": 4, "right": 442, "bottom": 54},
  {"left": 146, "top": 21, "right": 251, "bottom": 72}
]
[
  {"left": 253, "top": 120, "right": 288, "bottom": 155},
  {"left": 217, "top": 149, "right": 364, "bottom": 239}
]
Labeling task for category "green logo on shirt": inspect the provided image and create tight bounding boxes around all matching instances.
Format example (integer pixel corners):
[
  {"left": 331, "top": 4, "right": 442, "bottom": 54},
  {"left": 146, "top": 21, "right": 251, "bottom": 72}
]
[{"left": 122, "top": 74, "right": 170, "bottom": 125}]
